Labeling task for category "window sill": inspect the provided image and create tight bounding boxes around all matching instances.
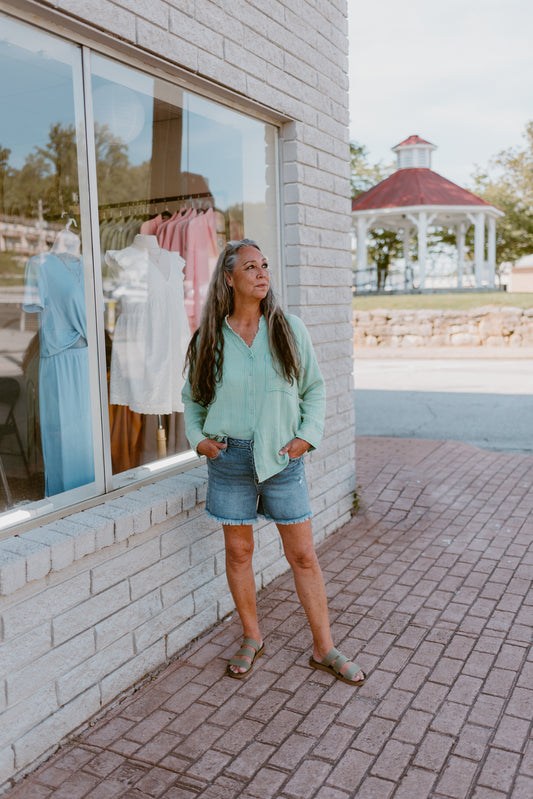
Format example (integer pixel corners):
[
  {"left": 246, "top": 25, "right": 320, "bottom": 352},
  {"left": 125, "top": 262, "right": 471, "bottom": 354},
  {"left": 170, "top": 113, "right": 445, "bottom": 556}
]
[{"left": 0, "top": 463, "right": 208, "bottom": 597}]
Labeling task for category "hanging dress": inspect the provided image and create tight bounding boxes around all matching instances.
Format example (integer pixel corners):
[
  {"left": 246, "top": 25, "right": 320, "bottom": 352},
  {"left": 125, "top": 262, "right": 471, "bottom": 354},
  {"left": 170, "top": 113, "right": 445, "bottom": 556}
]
[
  {"left": 182, "top": 207, "right": 218, "bottom": 331},
  {"left": 105, "top": 240, "right": 190, "bottom": 415},
  {"left": 23, "top": 252, "right": 95, "bottom": 497}
]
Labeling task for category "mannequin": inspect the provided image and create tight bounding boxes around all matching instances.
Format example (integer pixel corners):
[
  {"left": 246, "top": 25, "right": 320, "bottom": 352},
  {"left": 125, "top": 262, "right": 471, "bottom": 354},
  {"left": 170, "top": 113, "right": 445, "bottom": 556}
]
[
  {"left": 23, "top": 231, "right": 94, "bottom": 497},
  {"left": 105, "top": 234, "right": 190, "bottom": 418},
  {"left": 52, "top": 226, "right": 81, "bottom": 256},
  {"left": 132, "top": 233, "right": 166, "bottom": 280}
]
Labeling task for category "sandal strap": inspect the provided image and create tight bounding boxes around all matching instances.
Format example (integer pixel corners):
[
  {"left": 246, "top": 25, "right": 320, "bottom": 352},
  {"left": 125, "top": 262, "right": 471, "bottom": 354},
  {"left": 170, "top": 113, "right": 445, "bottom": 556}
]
[
  {"left": 229, "top": 654, "right": 252, "bottom": 669},
  {"left": 242, "top": 637, "right": 262, "bottom": 653},
  {"left": 228, "top": 638, "right": 262, "bottom": 670},
  {"left": 323, "top": 648, "right": 341, "bottom": 667},
  {"left": 342, "top": 661, "right": 363, "bottom": 681},
  {"left": 322, "top": 648, "right": 362, "bottom": 680},
  {"left": 331, "top": 654, "right": 349, "bottom": 673}
]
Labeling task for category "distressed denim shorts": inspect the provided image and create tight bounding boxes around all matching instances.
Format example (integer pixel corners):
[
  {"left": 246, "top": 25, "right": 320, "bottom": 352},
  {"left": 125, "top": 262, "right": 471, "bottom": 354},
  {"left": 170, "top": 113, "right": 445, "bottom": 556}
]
[{"left": 205, "top": 437, "right": 312, "bottom": 526}]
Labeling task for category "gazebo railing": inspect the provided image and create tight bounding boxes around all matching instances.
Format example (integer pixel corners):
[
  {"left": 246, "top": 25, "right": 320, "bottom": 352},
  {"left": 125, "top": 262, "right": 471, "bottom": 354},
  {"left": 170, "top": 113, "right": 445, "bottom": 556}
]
[{"left": 352, "top": 261, "right": 499, "bottom": 294}]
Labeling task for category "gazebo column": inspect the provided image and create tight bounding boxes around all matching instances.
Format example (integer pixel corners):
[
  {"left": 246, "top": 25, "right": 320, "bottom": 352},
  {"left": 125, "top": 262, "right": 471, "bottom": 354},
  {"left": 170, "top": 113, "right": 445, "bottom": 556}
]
[
  {"left": 456, "top": 222, "right": 466, "bottom": 289},
  {"left": 474, "top": 212, "right": 485, "bottom": 287},
  {"left": 402, "top": 227, "right": 411, "bottom": 290},
  {"left": 355, "top": 215, "right": 368, "bottom": 290},
  {"left": 487, "top": 216, "right": 496, "bottom": 287},
  {"left": 418, "top": 211, "right": 427, "bottom": 289}
]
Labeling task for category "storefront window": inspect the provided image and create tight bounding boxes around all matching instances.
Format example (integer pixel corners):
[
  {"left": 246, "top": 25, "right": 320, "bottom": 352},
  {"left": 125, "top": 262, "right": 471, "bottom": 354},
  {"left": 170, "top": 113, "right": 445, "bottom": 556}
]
[
  {"left": 0, "top": 16, "right": 101, "bottom": 527},
  {"left": 0, "top": 12, "right": 280, "bottom": 529},
  {"left": 91, "top": 54, "right": 280, "bottom": 484}
]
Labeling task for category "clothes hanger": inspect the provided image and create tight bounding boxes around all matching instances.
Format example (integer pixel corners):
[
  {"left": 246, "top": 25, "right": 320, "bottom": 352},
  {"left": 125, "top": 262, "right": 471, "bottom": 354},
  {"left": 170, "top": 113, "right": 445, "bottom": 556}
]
[{"left": 52, "top": 213, "right": 81, "bottom": 256}]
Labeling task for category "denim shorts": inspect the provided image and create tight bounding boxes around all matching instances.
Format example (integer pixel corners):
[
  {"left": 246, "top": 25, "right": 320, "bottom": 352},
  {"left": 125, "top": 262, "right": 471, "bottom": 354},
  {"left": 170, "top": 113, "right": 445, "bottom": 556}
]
[{"left": 205, "top": 437, "right": 312, "bottom": 526}]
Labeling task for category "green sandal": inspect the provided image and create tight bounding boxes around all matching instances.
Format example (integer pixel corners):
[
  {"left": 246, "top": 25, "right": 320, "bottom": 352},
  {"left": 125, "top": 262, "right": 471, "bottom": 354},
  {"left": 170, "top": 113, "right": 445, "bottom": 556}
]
[
  {"left": 309, "top": 647, "right": 366, "bottom": 686},
  {"left": 226, "top": 637, "right": 265, "bottom": 679}
]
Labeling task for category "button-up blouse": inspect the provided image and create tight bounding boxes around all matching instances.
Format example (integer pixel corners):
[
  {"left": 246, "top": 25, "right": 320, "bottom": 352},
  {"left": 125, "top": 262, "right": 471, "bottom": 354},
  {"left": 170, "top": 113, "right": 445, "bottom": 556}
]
[{"left": 182, "top": 314, "right": 325, "bottom": 482}]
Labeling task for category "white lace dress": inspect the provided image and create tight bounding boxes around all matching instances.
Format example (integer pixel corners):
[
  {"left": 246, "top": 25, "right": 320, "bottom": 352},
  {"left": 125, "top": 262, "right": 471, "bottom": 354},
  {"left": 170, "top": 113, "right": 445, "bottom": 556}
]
[{"left": 106, "top": 242, "right": 190, "bottom": 414}]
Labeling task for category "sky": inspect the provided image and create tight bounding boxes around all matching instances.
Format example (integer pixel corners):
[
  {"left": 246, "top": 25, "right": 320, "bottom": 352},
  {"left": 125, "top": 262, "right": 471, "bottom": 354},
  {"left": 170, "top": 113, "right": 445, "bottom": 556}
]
[{"left": 348, "top": 0, "right": 533, "bottom": 188}]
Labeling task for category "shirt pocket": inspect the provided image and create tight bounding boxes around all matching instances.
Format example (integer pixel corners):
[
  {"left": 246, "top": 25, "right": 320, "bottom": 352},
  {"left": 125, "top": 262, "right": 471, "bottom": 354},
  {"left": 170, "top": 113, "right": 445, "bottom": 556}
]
[{"left": 265, "top": 359, "right": 293, "bottom": 394}]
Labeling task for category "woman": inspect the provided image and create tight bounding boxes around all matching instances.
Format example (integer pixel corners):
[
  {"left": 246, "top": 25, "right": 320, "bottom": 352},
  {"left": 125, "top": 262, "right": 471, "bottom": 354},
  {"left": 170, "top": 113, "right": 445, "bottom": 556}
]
[{"left": 182, "top": 239, "right": 366, "bottom": 685}]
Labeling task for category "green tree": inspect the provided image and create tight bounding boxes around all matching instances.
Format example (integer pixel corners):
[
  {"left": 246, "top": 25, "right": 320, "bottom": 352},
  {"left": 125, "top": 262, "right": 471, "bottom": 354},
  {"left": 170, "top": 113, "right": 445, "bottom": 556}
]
[
  {"left": 94, "top": 123, "right": 151, "bottom": 205},
  {"left": 5, "top": 152, "right": 51, "bottom": 218},
  {"left": 471, "top": 121, "right": 533, "bottom": 264},
  {"left": 2, "top": 122, "right": 152, "bottom": 221},
  {"left": 350, "top": 142, "right": 402, "bottom": 291},
  {"left": 0, "top": 145, "right": 11, "bottom": 215},
  {"left": 367, "top": 229, "right": 404, "bottom": 291},
  {"left": 350, "top": 141, "right": 392, "bottom": 195},
  {"left": 36, "top": 122, "right": 78, "bottom": 216}
]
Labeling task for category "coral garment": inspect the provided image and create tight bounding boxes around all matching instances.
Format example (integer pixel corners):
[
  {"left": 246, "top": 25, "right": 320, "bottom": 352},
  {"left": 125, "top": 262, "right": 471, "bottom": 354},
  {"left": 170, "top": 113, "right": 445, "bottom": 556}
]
[
  {"left": 139, "top": 213, "right": 162, "bottom": 236},
  {"left": 179, "top": 208, "right": 218, "bottom": 331}
]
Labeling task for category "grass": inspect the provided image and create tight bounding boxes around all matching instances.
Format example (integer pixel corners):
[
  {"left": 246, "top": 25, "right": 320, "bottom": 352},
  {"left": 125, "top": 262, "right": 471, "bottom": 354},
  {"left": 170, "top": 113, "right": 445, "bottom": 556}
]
[
  {"left": 353, "top": 292, "right": 533, "bottom": 311},
  {"left": 0, "top": 252, "right": 25, "bottom": 286}
]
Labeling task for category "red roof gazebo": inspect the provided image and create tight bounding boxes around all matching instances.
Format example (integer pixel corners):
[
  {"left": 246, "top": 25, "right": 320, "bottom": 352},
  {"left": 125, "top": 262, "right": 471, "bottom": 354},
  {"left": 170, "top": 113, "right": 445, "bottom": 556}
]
[{"left": 352, "top": 136, "right": 504, "bottom": 290}]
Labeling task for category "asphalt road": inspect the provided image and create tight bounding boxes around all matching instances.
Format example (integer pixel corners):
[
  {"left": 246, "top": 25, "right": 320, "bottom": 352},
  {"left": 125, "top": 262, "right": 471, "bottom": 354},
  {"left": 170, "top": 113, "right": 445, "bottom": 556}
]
[{"left": 354, "top": 356, "right": 533, "bottom": 454}]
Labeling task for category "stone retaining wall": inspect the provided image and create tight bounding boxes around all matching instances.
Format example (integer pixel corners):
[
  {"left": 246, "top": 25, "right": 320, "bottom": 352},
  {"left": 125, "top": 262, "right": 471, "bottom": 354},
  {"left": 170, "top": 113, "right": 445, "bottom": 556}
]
[{"left": 354, "top": 305, "right": 533, "bottom": 347}]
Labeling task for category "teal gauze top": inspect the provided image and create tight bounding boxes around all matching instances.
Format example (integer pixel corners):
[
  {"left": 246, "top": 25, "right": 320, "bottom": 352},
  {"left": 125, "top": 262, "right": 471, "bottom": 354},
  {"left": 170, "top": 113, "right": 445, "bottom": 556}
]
[{"left": 182, "top": 314, "right": 326, "bottom": 483}]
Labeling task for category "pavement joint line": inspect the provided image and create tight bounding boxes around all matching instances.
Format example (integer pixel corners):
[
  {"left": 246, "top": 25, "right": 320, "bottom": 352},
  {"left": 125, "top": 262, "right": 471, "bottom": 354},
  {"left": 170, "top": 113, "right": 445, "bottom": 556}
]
[
  {"left": 3, "top": 437, "right": 533, "bottom": 798},
  {"left": 67, "top": 738, "right": 212, "bottom": 785}
]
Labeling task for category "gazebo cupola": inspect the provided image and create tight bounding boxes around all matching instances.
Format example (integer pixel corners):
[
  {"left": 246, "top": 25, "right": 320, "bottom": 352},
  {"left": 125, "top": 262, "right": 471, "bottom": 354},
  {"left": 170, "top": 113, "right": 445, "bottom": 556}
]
[
  {"left": 352, "top": 136, "right": 504, "bottom": 291},
  {"left": 393, "top": 135, "right": 437, "bottom": 170}
]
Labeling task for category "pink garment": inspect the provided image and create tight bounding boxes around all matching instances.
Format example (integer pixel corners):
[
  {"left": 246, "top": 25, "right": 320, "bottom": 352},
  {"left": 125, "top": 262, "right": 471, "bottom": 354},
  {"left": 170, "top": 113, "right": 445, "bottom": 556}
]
[
  {"left": 140, "top": 214, "right": 162, "bottom": 236},
  {"left": 155, "top": 211, "right": 179, "bottom": 249},
  {"left": 168, "top": 208, "right": 195, "bottom": 254},
  {"left": 156, "top": 208, "right": 192, "bottom": 251},
  {"left": 183, "top": 208, "right": 218, "bottom": 332}
]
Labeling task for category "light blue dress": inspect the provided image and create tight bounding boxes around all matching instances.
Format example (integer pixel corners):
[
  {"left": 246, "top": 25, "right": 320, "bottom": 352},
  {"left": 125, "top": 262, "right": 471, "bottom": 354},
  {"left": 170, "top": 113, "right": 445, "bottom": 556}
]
[{"left": 23, "top": 252, "right": 95, "bottom": 497}]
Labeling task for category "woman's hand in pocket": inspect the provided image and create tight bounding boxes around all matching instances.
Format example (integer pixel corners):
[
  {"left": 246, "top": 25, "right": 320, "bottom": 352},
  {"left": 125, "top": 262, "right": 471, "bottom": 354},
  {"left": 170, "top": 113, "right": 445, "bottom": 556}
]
[
  {"left": 278, "top": 437, "right": 310, "bottom": 459},
  {"left": 197, "top": 439, "right": 227, "bottom": 459}
]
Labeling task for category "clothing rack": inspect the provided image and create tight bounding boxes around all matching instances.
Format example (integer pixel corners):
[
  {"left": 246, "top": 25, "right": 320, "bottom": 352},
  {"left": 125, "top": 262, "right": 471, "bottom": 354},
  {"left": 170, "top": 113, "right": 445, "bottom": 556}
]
[
  {"left": 98, "top": 192, "right": 213, "bottom": 211},
  {"left": 98, "top": 191, "right": 229, "bottom": 239}
]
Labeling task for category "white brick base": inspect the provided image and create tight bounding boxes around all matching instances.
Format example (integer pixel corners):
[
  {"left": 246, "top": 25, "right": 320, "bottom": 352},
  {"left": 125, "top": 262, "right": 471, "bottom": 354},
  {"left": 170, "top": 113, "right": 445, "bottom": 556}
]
[{"left": 0, "top": 0, "right": 354, "bottom": 790}]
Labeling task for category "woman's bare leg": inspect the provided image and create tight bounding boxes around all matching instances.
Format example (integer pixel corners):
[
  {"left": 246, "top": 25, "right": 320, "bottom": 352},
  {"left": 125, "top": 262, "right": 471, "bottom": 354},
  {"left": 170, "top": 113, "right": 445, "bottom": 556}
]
[
  {"left": 223, "top": 524, "right": 262, "bottom": 673},
  {"left": 277, "top": 519, "right": 364, "bottom": 683}
]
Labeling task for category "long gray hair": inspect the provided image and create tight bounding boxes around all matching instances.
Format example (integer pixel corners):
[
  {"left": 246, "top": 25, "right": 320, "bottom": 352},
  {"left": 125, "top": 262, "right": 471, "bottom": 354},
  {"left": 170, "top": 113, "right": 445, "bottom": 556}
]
[{"left": 185, "top": 239, "right": 300, "bottom": 406}]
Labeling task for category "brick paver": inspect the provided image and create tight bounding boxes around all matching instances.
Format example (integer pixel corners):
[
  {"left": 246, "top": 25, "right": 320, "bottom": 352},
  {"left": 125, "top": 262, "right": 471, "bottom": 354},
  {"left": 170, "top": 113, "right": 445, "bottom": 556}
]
[{"left": 4, "top": 437, "right": 533, "bottom": 798}]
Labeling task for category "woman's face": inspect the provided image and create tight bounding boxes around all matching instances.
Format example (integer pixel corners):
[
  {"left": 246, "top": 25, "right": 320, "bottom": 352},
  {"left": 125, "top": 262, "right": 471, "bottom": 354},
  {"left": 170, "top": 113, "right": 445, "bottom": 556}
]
[{"left": 225, "top": 245, "right": 270, "bottom": 304}]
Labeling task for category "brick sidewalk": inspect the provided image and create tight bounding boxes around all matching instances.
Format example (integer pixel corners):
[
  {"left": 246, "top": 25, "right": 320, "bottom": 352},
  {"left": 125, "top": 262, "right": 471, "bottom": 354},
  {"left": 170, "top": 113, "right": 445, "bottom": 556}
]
[{"left": 4, "top": 437, "right": 533, "bottom": 799}]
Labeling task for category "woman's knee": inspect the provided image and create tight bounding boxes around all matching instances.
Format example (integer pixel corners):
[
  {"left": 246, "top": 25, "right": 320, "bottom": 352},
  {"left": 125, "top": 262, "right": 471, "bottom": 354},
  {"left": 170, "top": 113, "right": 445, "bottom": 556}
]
[
  {"left": 224, "top": 526, "right": 254, "bottom": 566},
  {"left": 278, "top": 521, "right": 318, "bottom": 571},
  {"left": 285, "top": 541, "right": 319, "bottom": 572}
]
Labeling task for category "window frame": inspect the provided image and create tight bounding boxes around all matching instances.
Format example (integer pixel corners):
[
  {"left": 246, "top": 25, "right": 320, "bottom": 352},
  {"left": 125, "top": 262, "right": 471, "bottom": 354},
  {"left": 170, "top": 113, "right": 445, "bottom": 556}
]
[{"left": 0, "top": 4, "right": 286, "bottom": 537}]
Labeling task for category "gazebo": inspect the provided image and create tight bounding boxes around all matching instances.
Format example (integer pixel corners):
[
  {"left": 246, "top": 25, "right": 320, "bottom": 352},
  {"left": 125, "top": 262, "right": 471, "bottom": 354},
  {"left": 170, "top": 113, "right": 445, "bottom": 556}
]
[{"left": 352, "top": 136, "right": 504, "bottom": 291}]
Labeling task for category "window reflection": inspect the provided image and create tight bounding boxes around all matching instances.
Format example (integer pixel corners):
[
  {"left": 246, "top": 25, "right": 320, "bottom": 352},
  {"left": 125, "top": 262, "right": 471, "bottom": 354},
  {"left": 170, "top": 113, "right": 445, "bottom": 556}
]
[
  {"left": 0, "top": 14, "right": 279, "bottom": 525},
  {"left": 23, "top": 217, "right": 94, "bottom": 496},
  {"left": 92, "top": 55, "right": 279, "bottom": 479},
  {"left": 0, "top": 16, "right": 95, "bottom": 512}
]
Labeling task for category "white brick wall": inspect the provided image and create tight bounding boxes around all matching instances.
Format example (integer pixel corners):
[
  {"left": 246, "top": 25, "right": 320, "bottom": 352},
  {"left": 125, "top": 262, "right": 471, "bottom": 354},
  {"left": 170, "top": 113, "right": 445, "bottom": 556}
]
[{"left": 0, "top": 0, "right": 354, "bottom": 790}]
